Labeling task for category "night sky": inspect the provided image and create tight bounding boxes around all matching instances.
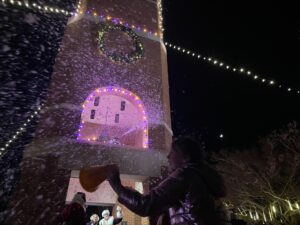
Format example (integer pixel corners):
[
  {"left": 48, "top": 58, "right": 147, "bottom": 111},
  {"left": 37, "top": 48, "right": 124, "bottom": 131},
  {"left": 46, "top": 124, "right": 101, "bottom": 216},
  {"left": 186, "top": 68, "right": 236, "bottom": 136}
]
[
  {"left": 163, "top": 1, "right": 300, "bottom": 149},
  {"left": 0, "top": 1, "right": 299, "bottom": 152}
]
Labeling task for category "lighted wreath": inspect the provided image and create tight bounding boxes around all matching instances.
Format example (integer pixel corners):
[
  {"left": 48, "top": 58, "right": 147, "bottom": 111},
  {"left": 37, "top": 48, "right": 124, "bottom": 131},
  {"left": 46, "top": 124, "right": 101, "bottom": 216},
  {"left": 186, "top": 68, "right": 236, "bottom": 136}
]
[{"left": 98, "top": 24, "right": 144, "bottom": 63}]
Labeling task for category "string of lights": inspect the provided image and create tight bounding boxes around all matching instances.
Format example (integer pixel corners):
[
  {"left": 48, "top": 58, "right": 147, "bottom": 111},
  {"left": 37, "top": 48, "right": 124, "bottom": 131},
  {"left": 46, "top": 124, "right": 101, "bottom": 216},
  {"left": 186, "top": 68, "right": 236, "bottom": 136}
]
[
  {"left": 3, "top": 0, "right": 299, "bottom": 95},
  {"left": 164, "top": 42, "right": 300, "bottom": 95},
  {"left": 0, "top": 104, "right": 43, "bottom": 158},
  {"left": 1, "top": 0, "right": 73, "bottom": 16},
  {"left": 157, "top": 0, "right": 164, "bottom": 40},
  {"left": 234, "top": 200, "right": 300, "bottom": 223}
]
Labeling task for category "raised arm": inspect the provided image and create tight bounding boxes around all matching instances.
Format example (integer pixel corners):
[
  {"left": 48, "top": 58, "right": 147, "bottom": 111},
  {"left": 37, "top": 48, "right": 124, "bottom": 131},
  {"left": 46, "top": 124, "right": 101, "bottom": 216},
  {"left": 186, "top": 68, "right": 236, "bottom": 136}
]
[{"left": 108, "top": 167, "right": 186, "bottom": 217}]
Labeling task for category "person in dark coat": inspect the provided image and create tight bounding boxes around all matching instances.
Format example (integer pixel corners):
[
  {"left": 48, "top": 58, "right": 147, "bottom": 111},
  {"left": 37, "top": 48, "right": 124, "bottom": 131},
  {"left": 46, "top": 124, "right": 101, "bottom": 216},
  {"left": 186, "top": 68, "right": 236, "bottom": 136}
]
[
  {"left": 61, "top": 192, "right": 87, "bottom": 225},
  {"left": 108, "top": 137, "right": 230, "bottom": 225}
]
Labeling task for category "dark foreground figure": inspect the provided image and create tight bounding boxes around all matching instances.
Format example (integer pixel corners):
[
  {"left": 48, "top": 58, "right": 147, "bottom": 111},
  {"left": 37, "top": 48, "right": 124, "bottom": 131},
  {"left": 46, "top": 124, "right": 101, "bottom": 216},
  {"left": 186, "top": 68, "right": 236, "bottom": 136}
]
[{"left": 108, "top": 137, "right": 230, "bottom": 225}]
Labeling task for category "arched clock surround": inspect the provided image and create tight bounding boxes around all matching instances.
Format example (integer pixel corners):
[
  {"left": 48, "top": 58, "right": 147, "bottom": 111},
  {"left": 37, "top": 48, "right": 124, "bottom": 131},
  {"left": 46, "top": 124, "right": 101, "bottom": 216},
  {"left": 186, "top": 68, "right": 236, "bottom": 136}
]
[{"left": 78, "top": 86, "right": 149, "bottom": 149}]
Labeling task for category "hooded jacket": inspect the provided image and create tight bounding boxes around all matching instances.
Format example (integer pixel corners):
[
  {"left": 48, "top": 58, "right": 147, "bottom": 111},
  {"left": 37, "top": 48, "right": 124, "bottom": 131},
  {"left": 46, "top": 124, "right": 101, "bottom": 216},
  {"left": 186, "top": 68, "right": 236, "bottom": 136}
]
[{"left": 109, "top": 162, "right": 229, "bottom": 225}]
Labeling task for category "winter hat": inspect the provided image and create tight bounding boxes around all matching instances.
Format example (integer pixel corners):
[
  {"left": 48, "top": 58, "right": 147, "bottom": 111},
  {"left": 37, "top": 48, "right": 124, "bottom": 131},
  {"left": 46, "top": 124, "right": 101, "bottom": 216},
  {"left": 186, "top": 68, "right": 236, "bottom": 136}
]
[
  {"left": 72, "top": 192, "right": 86, "bottom": 207},
  {"left": 102, "top": 209, "right": 110, "bottom": 217}
]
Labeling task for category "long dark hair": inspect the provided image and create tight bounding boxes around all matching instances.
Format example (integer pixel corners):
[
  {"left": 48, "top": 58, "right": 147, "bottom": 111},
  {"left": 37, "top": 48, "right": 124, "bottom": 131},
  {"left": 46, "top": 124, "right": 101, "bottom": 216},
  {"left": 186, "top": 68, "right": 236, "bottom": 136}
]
[{"left": 172, "top": 136, "right": 205, "bottom": 163}]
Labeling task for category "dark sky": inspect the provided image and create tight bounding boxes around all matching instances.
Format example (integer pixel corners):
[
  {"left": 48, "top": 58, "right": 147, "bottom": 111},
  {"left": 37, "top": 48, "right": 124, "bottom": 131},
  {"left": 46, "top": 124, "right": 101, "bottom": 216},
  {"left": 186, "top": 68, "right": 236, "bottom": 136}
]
[
  {"left": 163, "top": 1, "right": 300, "bottom": 149},
  {"left": 0, "top": 1, "right": 299, "bottom": 152}
]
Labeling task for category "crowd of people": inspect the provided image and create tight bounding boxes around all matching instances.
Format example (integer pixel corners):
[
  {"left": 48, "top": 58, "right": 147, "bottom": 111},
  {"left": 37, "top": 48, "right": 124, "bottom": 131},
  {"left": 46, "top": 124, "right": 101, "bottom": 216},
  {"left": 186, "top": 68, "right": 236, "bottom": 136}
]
[{"left": 60, "top": 192, "right": 123, "bottom": 225}]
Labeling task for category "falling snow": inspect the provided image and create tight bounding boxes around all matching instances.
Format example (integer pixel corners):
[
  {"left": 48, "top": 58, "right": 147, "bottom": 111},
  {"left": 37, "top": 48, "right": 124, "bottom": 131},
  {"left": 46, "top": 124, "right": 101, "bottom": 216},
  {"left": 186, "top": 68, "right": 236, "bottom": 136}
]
[{"left": 0, "top": 1, "right": 170, "bottom": 224}]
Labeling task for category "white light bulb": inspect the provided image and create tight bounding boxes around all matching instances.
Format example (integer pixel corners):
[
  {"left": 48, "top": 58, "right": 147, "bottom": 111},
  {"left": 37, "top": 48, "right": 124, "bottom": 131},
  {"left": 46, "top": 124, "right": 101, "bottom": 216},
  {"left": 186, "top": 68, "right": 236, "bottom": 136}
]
[
  {"left": 240, "top": 68, "right": 244, "bottom": 72},
  {"left": 233, "top": 68, "right": 237, "bottom": 71},
  {"left": 213, "top": 60, "right": 218, "bottom": 64},
  {"left": 262, "top": 79, "right": 266, "bottom": 82},
  {"left": 208, "top": 58, "right": 212, "bottom": 61},
  {"left": 270, "top": 80, "right": 274, "bottom": 84},
  {"left": 254, "top": 75, "right": 258, "bottom": 79},
  {"left": 226, "top": 65, "right": 230, "bottom": 69},
  {"left": 197, "top": 55, "right": 201, "bottom": 58},
  {"left": 288, "top": 88, "right": 291, "bottom": 91},
  {"left": 247, "top": 71, "right": 251, "bottom": 75}
]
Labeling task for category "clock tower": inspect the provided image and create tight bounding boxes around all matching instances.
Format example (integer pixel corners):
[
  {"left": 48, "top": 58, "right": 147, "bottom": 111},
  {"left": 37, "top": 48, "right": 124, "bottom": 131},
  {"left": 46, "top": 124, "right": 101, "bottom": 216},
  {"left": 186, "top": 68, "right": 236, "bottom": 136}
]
[{"left": 6, "top": 0, "right": 172, "bottom": 225}]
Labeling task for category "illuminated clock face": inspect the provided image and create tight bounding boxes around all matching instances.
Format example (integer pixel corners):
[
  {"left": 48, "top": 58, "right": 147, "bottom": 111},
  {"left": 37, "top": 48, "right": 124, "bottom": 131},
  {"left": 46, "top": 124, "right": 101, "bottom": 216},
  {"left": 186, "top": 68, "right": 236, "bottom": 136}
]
[
  {"left": 79, "top": 90, "right": 147, "bottom": 148},
  {"left": 83, "top": 95, "right": 142, "bottom": 127}
]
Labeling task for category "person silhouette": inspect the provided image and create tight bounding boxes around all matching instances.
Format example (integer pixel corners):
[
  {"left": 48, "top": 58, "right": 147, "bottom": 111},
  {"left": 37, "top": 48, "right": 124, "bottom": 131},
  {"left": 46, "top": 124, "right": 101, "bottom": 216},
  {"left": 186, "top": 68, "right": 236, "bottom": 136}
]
[
  {"left": 61, "top": 192, "right": 87, "bottom": 225},
  {"left": 107, "top": 137, "right": 230, "bottom": 225}
]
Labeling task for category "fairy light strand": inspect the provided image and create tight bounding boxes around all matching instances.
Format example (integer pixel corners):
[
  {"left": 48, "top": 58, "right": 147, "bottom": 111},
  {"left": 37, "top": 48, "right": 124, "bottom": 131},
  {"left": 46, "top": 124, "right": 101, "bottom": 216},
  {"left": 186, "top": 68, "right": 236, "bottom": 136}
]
[
  {"left": 3, "top": 1, "right": 299, "bottom": 95},
  {"left": 0, "top": 104, "right": 44, "bottom": 157},
  {"left": 2, "top": 0, "right": 161, "bottom": 38},
  {"left": 164, "top": 42, "right": 300, "bottom": 95},
  {"left": 1, "top": 0, "right": 73, "bottom": 16},
  {"left": 157, "top": 0, "right": 164, "bottom": 40},
  {"left": 233, "top": 200, "right": 300, "bottom": 223}
]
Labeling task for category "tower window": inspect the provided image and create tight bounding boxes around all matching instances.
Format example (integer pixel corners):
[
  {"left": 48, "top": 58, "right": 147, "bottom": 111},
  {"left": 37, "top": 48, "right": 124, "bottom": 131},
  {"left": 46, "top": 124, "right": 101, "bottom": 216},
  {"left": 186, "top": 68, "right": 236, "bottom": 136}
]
[
  {"left": 120, "top": 101, "right": 126, "bottom": 111},
  {"left": 115, "top": 114, "right": 119, "bottom": 123},
  {"left": 94, "top": 97, "right": 100, "bottom": 106},
  {"left": 90, "top": 110, "right": 95, "bottom": 119}
]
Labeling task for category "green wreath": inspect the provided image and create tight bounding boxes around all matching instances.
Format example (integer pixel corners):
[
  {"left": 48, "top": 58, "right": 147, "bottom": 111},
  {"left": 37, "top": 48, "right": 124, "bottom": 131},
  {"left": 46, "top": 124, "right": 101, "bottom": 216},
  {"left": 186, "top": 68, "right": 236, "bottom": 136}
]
[{"left": 98, "top": 24, "right": 144, "bottom": 63}]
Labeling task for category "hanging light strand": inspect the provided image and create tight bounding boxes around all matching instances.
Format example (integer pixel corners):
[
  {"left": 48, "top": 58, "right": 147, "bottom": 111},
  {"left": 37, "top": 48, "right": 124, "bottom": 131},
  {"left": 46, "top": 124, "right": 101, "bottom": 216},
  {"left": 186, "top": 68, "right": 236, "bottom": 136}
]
[
  {"left": 2, "top": 0, "right": 161, "bottom": 38},
  {"left": 1, "top": 0, "right": 73, "bottom": 16},
  {"left": 164, "top": 42, "right": 300, "bottom": 95},
  {"left": 4, "top": 1, "right": 299, "bottom": 95},
  {"left": 0, "top": 104, "right": 44, "bottom": 158},
  {"left": 157, "top": 0, "right": 164, "bottom": 40}
]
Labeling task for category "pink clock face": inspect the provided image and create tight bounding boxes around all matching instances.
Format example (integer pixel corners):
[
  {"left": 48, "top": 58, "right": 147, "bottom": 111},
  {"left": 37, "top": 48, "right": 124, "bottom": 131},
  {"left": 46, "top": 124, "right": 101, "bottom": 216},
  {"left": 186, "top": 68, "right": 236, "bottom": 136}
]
[
  {"left": 79, "top": 90, "right": 148, "bottom": 148},
  {"left": 82, "top": 95, "right": 142, "bottom": 127}
]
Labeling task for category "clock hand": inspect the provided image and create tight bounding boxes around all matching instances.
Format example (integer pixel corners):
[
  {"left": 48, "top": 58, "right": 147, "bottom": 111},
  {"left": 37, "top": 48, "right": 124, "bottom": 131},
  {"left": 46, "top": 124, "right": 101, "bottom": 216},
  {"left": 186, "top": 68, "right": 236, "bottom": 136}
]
[
  {"left": 105, "top": 106, "right": 109, "bottom": 124},
  {"left": 120, "top": 126, "right": 137, "bottom": 137}
]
